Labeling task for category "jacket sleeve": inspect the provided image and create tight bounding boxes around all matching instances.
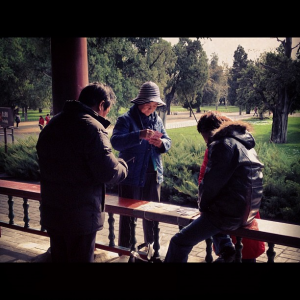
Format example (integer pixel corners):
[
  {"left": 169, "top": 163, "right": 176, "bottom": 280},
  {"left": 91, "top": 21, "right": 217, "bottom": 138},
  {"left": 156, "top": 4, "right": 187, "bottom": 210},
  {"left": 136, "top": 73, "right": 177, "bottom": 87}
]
[
  {"left": 110, "top": 115, "right": 142, "bottom": 151},
  {"left": 198, "top": 148, "right": 209, "bottom": 185},
  {"left": 85, "top": 127, "right": 128, "bottom": 185}
]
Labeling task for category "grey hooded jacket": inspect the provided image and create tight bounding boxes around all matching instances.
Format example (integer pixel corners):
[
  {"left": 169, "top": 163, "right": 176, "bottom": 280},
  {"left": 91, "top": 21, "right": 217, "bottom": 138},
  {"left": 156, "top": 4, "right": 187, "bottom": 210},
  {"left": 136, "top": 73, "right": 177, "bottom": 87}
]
[{"left": 198, "top": 121, "right": 264, "bottom": 231}]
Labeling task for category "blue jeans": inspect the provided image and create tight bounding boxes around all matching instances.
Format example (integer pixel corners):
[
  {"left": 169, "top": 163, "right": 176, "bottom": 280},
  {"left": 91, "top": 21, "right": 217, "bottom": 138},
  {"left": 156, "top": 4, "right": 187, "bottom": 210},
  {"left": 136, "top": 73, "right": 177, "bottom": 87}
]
[
  {"left": 164, "top": 213, "right": 233, "bottom": 262},
  {"left": 212, "top": 233, "right": 234, "bottom": 255}
]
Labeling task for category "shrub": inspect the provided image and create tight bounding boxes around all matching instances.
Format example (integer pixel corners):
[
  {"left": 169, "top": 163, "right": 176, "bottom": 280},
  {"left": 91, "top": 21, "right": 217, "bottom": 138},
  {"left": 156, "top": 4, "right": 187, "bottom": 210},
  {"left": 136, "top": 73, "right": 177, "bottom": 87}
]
[
  {"left": 256, "top": 142, "right": 300, "bottom": 225},
  {"left": 1, "top": 132, "right": 299, "bottom": 225},
  {"left": 0, "top": 135, "right": 40, "bottom": 180},
  {"left": 161, "top": 135, "right": 205, "bottom": 207}
]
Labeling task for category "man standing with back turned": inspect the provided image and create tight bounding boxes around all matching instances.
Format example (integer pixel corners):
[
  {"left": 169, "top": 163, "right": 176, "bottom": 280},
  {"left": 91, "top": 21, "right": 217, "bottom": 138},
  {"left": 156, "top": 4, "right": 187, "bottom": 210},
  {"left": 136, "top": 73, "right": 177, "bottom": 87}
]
[{"left": 36, "top": 82, "right": 128, "bottom": 262}]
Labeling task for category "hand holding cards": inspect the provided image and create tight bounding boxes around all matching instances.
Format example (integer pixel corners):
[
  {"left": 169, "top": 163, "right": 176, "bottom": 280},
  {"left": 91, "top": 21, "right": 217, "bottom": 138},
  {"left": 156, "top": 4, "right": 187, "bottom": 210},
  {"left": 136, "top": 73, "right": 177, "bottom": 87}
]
[
  {"left": 145, "top": 130, "right": 163, "bottom": 141},
  {"left": 147, "top": 131, "right": 163, "bottom": 148}
]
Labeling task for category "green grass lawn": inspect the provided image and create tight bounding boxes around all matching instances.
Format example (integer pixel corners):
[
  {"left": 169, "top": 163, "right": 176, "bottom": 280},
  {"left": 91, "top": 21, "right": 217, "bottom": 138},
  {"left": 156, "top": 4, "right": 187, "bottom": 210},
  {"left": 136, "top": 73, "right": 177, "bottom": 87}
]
[
  {"left": 20, "top": 109, "right": 51, "bottom": 121},
  {"left": 170, "top": 105, "right": 240, "bottom": 113},
  {"left": 118, "top": 105, "right": 239, "bottom": 116},
  {"left": 24, "top": 107, "right": 300, "bottom": 157},
  {"left": 167, "top": 116, "right": 300, "bottom": 158}
]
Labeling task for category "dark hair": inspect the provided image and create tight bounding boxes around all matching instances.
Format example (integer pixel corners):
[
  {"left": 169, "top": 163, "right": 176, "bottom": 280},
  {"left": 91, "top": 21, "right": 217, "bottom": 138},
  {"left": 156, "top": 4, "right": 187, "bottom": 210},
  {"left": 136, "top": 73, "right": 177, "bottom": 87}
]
[
  {"left": 78, "top": 82, "right": 116, "bottom": 110},
  {"left": 197, "top": 111, "right": 232, "bottom": 134}
]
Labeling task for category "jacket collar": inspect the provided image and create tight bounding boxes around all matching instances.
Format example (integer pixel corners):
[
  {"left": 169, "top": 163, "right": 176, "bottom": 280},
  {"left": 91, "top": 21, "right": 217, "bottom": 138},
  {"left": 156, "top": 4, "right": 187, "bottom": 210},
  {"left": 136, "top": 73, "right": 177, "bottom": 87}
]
[
  {"left": 210, "top": 121, "right": 255, "bottom": 149},
  {"left": 63, "top": 100, "right": 111, "bottom": 129}
]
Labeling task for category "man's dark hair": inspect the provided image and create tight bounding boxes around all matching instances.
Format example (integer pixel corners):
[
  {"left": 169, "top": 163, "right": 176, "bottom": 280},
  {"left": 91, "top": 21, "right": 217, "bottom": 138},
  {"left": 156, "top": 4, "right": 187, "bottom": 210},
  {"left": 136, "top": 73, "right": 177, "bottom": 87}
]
[
  {"left": 78, "top": 82, "right": 116, "bottom": 110},
  {"left": 197, "top": 111, "right": 232, "bottom": 134}
]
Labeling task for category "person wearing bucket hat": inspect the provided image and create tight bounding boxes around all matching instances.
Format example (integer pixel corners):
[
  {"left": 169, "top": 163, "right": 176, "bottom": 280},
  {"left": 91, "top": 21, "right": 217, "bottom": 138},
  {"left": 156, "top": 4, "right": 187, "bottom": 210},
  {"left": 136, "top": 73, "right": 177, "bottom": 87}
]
[
  {"left": 111, "top": 81, "right": 171, "bottom": 251},
  {"left": 130, "top": 81, "right": 166, "bottom": 107}
]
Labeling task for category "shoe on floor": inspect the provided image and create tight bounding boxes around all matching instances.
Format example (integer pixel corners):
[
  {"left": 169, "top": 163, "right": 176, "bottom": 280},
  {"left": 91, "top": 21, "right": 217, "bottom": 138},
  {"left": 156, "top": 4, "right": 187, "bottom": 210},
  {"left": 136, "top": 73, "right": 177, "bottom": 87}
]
[{"left": 213, "top": 246, "right": 236, "bottom": 263}]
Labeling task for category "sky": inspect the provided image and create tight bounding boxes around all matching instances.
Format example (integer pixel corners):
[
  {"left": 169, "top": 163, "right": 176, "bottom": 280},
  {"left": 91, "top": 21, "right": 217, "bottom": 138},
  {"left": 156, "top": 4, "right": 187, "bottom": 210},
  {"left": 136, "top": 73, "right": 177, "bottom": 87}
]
[{"left": 163, "top": 37, "right": 300, "bottom": 67}]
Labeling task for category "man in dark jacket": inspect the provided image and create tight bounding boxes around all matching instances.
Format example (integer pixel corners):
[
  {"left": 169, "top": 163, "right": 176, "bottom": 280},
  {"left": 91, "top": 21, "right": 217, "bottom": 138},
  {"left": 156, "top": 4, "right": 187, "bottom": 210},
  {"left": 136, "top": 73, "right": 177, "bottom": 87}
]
[
  {"left": 164, "top": 115, "right": 264, "bottom": 263},
  {"left": 36, "top": 82, "right": 128, "bottom": 262}
]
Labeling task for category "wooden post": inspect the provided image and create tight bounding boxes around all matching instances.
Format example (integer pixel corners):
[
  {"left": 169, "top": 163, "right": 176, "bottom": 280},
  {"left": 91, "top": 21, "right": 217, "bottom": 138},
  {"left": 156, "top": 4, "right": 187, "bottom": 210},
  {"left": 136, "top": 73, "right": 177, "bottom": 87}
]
[
  {"left": 51, "top": 38, "right": 89, "bottom": 115},
  {"left": 4, "top": 127, "right": 7, "bottom": 153}
]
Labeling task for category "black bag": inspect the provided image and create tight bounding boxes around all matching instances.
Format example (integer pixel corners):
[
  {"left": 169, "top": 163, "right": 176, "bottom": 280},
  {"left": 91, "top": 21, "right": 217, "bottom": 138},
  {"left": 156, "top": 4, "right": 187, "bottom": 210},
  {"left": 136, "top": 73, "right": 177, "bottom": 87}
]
[{"left": 128, "top": 242, "right": 163, "bottom": 263}]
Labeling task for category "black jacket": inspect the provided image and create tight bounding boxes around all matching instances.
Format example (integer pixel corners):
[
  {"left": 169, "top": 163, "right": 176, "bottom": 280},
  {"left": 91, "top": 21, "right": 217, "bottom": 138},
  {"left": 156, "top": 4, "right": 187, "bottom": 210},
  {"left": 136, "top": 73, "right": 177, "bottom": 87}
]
[
  {"left": 198, "top": 121, "right": 264, "bottom": 231},
  {"left": 36, "top": 101, "right": 128, "bottom": 235}
]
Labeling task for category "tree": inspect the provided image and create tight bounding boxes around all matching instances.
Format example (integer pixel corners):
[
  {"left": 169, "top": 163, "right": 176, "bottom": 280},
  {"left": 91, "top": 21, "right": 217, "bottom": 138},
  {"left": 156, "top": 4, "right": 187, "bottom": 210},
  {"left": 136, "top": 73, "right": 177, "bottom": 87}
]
[
  {"left": 202, "top": 53, "right": 227, "bottom": 110},
  {"left": 227, "top": 45, "right": 249, "bottom": 113},
  {"left": 261, "top": 38, "right": 300, "bottom": 143},
  {"left": 164, "top": 38, "right": 208, "bottom": 115},
  {"left": 87, "top": 37, "right": 175, "bottom": 123},
  {"left": 237, "top": 37, "right": 300, "bottom": 143},
  {"left": 0, "top": 37, "right": 52, "bottom": 119}
]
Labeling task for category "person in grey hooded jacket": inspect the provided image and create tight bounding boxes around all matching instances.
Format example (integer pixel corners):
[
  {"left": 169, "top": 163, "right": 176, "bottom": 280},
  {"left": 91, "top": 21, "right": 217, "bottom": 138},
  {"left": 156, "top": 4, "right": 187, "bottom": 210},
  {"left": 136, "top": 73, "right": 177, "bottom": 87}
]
[
  {"left": 36, "top": 82, "right": 128, "bottom": 262},
  {"left": 164, "top": 115, "right": 264, "bottom": 263}
]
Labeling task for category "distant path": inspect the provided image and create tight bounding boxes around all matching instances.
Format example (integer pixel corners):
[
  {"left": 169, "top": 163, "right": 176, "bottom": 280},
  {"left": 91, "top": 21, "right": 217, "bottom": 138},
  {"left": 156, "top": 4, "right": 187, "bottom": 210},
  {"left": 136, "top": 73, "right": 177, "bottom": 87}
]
[
  {"left": 1, "top": 111, "right": 299, "bottom": 142},
  {"left": 165, "top": 111, "right": 253, "bottom": 129}
]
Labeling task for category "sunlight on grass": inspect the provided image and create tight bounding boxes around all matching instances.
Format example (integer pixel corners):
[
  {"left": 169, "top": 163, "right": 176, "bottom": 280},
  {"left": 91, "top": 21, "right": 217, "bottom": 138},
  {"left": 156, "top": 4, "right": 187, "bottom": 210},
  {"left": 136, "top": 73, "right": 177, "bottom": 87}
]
[{"left": 168, "top": 116, "right": 300, "bottom": 159}]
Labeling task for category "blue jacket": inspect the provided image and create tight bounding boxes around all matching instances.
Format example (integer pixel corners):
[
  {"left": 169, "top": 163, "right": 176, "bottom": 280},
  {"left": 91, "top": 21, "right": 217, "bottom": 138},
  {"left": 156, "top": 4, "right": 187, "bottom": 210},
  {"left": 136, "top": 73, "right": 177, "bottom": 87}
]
[{"left": 110, "top": 105, "right": 171, "bottom": 187}]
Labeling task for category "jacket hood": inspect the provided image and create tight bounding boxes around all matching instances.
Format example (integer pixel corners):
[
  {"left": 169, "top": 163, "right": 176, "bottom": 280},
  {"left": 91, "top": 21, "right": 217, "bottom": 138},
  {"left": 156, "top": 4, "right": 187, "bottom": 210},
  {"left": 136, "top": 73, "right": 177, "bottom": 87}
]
[
  {"left": 63, "top": 100, "right": 111, "bottom": 129},
  {"left": 210, "top": 120, "right": 255, "bottom": 149}
]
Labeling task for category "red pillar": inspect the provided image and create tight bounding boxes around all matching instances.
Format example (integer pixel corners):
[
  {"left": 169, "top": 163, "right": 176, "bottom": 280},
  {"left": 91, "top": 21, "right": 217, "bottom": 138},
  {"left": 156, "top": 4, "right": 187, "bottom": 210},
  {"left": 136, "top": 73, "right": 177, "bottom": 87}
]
[{"left": 51, "top": 38, "right": 89, "bottom": 115}]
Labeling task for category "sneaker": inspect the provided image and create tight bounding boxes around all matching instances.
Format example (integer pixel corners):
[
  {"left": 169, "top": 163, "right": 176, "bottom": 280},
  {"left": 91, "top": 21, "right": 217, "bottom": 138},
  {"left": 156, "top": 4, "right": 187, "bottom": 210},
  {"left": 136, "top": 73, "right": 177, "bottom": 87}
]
[{"left": 213, "top": 246, "right": 236, "bottom": 263}]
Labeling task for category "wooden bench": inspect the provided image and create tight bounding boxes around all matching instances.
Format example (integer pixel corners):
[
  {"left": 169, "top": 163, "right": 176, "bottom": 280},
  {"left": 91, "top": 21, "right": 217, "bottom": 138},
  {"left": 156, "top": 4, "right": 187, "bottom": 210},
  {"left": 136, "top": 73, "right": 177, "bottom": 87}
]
[{"left": 1, "top": 179, "right": 300, "bottom": 262}]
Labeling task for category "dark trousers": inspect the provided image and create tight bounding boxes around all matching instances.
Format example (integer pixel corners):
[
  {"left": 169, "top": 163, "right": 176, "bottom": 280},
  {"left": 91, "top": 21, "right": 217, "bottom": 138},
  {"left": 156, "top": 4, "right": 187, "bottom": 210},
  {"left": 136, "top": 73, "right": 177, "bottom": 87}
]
[
  {"left": 118, "top": 172, "right": 161, "bottom": 248},
  {"left": 47, "top": 229, "right": 97, "bottom": 262}
]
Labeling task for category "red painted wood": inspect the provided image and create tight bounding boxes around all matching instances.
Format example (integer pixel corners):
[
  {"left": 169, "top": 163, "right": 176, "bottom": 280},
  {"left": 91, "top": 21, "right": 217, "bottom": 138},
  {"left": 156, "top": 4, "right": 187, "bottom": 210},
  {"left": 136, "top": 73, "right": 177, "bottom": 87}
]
[{"left": 1, "top": 179, "right": 300, "bottom": 248}]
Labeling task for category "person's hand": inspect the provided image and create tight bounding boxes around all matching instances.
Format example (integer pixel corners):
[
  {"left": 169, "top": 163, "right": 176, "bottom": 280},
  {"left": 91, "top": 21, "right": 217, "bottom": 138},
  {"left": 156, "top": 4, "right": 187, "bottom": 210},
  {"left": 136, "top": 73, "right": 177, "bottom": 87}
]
[
  {"left": 139, "top": 129, "right": 154, "bottom": 140},
  {"left": 148, "top": 136, "right": 163, "bottom": 148}
]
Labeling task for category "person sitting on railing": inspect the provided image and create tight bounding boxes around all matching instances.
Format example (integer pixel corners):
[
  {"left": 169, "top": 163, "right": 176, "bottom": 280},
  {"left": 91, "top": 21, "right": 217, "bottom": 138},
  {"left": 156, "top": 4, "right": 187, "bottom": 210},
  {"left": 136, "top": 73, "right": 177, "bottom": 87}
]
[
  {"left": 36, "top": 82, "right": 128, "bottom": 263},
  {"left": 197, "top": 111, "right": 265, "bottom": 263},
  {"left": 164, "top": 111, "right": 264, "bottom": 263}
]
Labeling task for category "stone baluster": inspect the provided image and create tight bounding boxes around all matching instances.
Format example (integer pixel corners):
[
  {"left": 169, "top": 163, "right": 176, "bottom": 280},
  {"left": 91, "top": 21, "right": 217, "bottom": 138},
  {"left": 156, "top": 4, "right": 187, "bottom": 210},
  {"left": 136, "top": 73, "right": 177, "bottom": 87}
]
[
  {"left": 152, "top": 221, "right": 160, "bottom": 259},
  {"left": 23, "top": 198, "right": 30, "bottom": 228},
  {"left": 234, "top": 236, "right": 243, "bottom": 263},
  {"left": 129, "top": 217, "right": 137, "bottom": 252},
  {"left": 127, "top": 217, "right": 137, "bottom": 263},
  {"left": 8, "top": 195, "right": 14, "bottom": 225},
  {"left": 205, "top": 237, "right": 213, "bottom": 263},
  {"left": 267, "top": 243, "right": 276, "bottom": 263},
  {"left": 108, "top": 213, "right": 115, "bottom": 247}
]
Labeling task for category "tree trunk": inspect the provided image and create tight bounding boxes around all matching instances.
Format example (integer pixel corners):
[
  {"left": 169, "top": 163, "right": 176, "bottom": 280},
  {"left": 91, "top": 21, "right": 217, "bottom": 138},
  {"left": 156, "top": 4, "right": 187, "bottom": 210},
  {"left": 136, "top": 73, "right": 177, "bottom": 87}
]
[
  {"left": 165, "top": 86, "right": 176, "bottom": 115},
  {"left": 269, "top": 37, "right": 293, "bottom": 144},
  {"left": 245, "top": 104, "right": 251, "bottom": 114},
  {"left": 270, "top": 87, "right": 289, "bottom": 143}
]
